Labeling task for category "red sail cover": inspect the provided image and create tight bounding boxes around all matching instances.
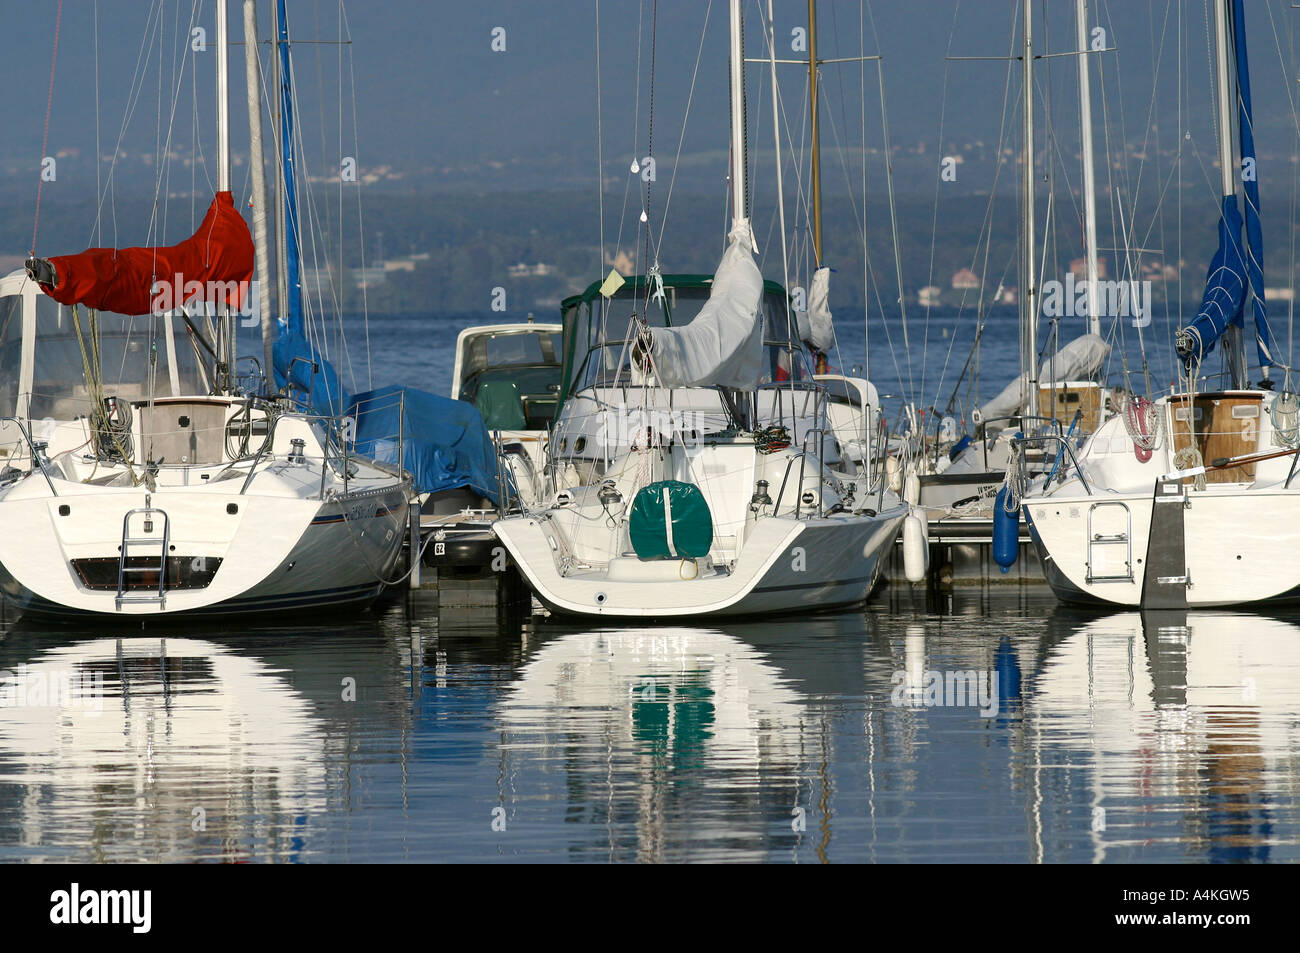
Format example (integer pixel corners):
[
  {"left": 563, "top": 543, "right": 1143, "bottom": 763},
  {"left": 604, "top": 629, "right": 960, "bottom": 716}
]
[{"left": 37, "top": 191, "right": 254, "bottom": 316}]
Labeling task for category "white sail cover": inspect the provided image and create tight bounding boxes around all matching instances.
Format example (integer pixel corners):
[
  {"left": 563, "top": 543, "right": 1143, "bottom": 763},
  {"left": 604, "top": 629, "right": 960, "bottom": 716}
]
[
  {"left": 795, "top": 266, "right": 836, "bottom": 352},
  {"left": 650, "top": 220, "right": 764, "bottom": 389},
  {"left": 977, "top": 332, "right": 1110, "bottom": 423}
]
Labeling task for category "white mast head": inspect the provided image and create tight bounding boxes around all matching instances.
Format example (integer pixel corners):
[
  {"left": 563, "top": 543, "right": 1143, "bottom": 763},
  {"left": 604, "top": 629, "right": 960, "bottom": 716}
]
[
  {"left": 728, "top": 0, "right": 748, "bottom": 233},
  {"left": 216, "top": 0, "right": 231, "bottom": 193}
]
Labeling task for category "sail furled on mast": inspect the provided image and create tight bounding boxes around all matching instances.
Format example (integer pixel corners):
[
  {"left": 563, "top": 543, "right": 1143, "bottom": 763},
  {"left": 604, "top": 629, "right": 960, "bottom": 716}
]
[
  {"left": 1232, "top": 0, "right": 1275, "bottom": 368},
  {"left": 32, "top": 191, "right": 254, "bottom": 317},
  {"left": 1177, "top": 0, "right": 1276, "bottom": 370},
  {"left": 1177, "top": 195, "right": 1247, "bottom": 368},
  {"left": 796, "top": 266, "right": 836, "bottom": 353},
  {"left": 267, "top": 0, "right": 346, "bottom": 415},
  {"left": 649, "top": 219, "right": 765, "bottom": 389}
]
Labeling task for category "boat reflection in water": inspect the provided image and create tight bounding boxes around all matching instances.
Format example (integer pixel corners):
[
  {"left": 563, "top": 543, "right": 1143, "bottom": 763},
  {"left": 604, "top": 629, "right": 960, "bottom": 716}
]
[
  {"left": 2, "top": 594, "right": 1297, "bottom": 862},
  {"left": 0, "top": 636, "right": 326, "bottom": 862},
  {"left": 497, "top": 624, "right": 819, "bottom": 862},
  {"left": 1026, "top": 608, "right": 1300, "bottom": 862}
]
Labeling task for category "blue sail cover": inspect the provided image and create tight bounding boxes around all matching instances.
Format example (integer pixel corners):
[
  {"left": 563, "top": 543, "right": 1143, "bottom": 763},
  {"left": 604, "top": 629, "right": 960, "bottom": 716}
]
[
  {"left": 1232, "top": 0, "right": 1276, "bottom": 368},
  {"left": 1178, "top": 196, "right": 1247, "bottom": 367},
  {"left": 1178, "top": 0, "right": 1276, "bottom": 369},
  {"left": 348, "top": 384, "right": 504, "bottom": 502},
  {"left": 272, "top": 328, "right": 350, "bottom": 417}
]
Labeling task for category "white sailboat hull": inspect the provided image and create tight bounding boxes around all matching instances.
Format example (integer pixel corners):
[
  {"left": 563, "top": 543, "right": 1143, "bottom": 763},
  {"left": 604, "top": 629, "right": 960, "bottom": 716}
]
[
  {"left": 1020, "top": 390, "right": 1300, "bottom": 608},
  {"left": 0, "top": 482, "right": 409, "bottom": 619},
  {"left": 1024, "top": 488, "right": 1300, "bottom": 607},
  {"left": 494, "top": 507, "right": 905, "bottom": 619}
]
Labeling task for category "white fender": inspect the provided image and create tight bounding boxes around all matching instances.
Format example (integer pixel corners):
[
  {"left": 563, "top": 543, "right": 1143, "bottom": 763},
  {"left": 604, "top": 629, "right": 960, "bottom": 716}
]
[
  {"left": 902, "top": 513, "right": 927, "bottom": 584},
  {"left": 903, "top": 472, "right": 921, "bottom": 506}
]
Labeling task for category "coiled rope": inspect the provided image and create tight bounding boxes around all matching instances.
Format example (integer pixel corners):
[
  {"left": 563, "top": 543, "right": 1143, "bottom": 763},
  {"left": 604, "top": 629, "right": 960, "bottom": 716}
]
[
  {"left": 754, "top": 425, "right": 792, "bottom": 454},
  {"left": 1001, "top": 447, "right": 1025, "bottom": 513},
  {"left": 1171, "top": 446, "right": 1206, "bottom": 491},
  {"left": 1270, "top": 391, "right": 1300, "bottom": 448},
  {"left": 1120, "top": 393, "right": 1162, "bottom": 463}
]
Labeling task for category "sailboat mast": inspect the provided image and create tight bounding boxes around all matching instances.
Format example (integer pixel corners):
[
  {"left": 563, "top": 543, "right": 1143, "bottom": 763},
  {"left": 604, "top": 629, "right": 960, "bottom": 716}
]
[
  {"left": 728, "top": 0, "right": 749, "bottom": 229},
  {"left": 768, "top": 0, "right": 789, "bottom": 297},
  {"left": 244, "top": 0, "right": 274, "bottom": 387},
  {"left": 808, "top": 0, "right": 821, "bottom": 264},
  {"left": 272, "top": 38, "right": 287, "bottom": 328},
  {"left": 1075, "top": 0, "right": 1100, "bottom": 337},
  {"left": 216, "top": 3, "right": 230, "bottom": 192},
  {"left": 1212, "top": 2, "right": 1237, "bottom": 210},
  {"left": 215, "top": 0, "right": 233, "bottom": 392},
  {"left": 276, "top": 0, "right": 302, "bottom": 334},
  {"left": 1021, "top": 0, "right": 1039, "bottom": 418},
  {"left": 1213, "top": 0, "right": 1246, "bottom": 388}
]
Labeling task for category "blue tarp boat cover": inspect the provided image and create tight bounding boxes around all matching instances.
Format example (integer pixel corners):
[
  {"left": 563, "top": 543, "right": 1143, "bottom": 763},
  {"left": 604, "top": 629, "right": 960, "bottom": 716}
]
[{"left": 347, "top": 384, "right": 503, "bottom": 503}]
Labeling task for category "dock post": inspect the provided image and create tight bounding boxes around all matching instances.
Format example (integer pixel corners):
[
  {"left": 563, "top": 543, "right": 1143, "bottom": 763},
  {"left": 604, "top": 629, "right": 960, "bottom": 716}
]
[{"left": 409, "top": 500, "right": 421, "bottom": 589}]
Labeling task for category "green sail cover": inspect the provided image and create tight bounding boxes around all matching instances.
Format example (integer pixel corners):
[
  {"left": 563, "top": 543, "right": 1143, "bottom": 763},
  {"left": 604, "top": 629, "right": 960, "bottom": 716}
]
[
  {"left": 474, "top": 380, "right": 527, "bottom": 430},
  {"left": 628, "top": 481, "right": 713, "bottom": 560}
]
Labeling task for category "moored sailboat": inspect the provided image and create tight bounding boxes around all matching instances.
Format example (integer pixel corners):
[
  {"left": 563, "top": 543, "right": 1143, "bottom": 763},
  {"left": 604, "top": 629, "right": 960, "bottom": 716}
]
[
  {"left": 492, "top": 0, "right": 906, "bottom": 619},
  {"left": 0, "top": 0, "right": 409, "bottom": 619},
  {"left": 1013, "top": 0, "right": 1297, "bottom": 608}
]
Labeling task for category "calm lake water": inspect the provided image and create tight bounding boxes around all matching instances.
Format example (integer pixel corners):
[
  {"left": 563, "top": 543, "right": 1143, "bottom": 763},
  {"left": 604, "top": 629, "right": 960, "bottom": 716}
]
[{"left": 3, "top": 587, "right": 1298, "bottom": 863}]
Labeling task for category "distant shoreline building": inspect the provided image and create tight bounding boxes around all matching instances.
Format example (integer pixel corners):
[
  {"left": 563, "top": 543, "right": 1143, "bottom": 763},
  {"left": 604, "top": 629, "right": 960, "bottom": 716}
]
[
  {"left": 508, "top": 262, "right": 556, "bottom": 278},
  {"left": 951, "top": 268, "right": 980, "bottom": 291}
]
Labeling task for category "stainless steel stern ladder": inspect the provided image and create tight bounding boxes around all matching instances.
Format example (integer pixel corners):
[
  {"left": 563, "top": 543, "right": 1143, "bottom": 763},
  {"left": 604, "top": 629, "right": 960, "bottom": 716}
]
[
  {"left": 1085, "top": 500, "right": 1133, "bottom": 584},
  {"left": 116, "top": 500, "right": 171, "bottom": 610}
]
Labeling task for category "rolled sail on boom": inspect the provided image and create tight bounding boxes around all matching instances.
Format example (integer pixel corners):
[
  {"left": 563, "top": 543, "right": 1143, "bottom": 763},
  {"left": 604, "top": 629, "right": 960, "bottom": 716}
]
[
  {"left": 31, "top": 191, "right": 254, "bottom": 317},
  {"left": 649, "top": 220, "right": 765, "bottom": 390}
]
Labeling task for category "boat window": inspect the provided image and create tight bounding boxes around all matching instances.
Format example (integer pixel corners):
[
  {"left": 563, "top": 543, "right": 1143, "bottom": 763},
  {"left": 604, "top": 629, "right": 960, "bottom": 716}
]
[
  {"left": 761, "top": 291, "right": 800, "bottom": 348},
  {"left": 461, "top": 329, "right": 561, "bottom": 382},
  {"left": 28, "top": 297, "right": 203, "bottom": 421},
  {"left": 0, "top": 294, "right": 21, "bottom": 418},
  {"left": 760, "top": 344, "right": 813, "bottom": 384},
  {"left": 591, "top": 286, "right": 696, "bottom": 344},
  {"left": 483, "top": 333, "right": 535, "bottom": 366},
  {"left": 572, "top": 341, "right": 812, "bottom": 391},
  {"left": 817, "top": 378, "right": 864, "bottom": 406}
]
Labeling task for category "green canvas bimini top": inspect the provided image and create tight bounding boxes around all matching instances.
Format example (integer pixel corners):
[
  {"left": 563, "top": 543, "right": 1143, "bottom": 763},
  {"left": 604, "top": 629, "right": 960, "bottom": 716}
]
[
  {"left": 557, "top": 274, "right": 797, "bottom": 410},
  {"left": 561, "top": 274, "right": 791, "bottom": 312}
]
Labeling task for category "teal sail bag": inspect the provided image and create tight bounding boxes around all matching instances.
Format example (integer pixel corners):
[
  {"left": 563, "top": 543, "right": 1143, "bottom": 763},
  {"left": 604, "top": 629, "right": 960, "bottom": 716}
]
[{"left": 628, "top": 480, "right": 713, "bottom": 560}]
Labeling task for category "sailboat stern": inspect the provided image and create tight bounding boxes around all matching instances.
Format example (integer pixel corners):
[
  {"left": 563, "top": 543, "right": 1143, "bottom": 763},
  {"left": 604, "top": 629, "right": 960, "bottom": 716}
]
[
  {"left": 494, "top": 505, "right": 904, "bottom": 619},
  {"left": 0, "top": 481, "right": 407, "bottom": 618}
]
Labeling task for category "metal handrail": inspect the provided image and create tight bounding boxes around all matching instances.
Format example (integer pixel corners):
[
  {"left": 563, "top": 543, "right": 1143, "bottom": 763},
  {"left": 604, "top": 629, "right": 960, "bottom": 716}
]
[
  {"left": 0, "top": 416, "right": 59, "bottom": 496},
  {"left": 771, "top": 450, "right": 804, "bottom": 516},
  {"left": 239, "top": 410, "right": 358, "bottom": 496},
  {"left": 1011, "top": 432, "right": 1094, "bottom": 496},
  {"left": 794, "top": 425, "right": 831, "bottom": 518},
  {"left": 976, "top": 414, "right": 1065, "bottom": 470}
]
